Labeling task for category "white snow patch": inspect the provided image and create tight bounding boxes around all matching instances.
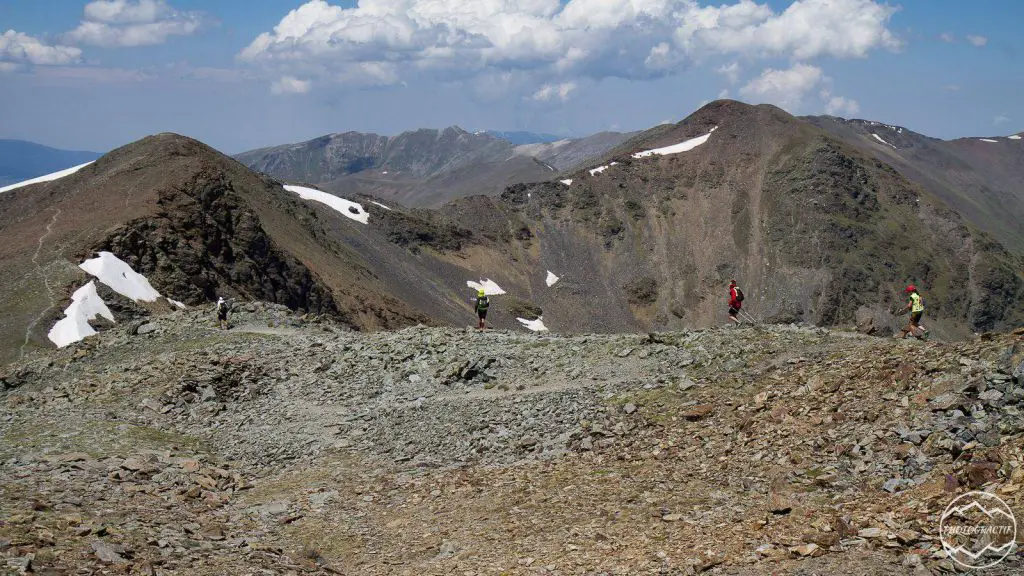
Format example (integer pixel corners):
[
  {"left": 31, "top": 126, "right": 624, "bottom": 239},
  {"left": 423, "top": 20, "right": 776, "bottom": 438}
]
[
  {"left": 979, "top": 138, "right": 999, "bottom": 143},
  {"left": 47, "top": 281, "right": 115, "bottom": 348},
  {"left": 0, "top": 161, "right": 94, "bottom": 194},
  {"left": 588, "top": 162, "right": 620, "bottom": 175},
  {"left": 560, "top": 179, "right": 573, "bottom": 186},
  {"left": 1009, "top": 135, "right": 1021, "bottom": 140},
  {"left": 517, "top": 317, "right": 549, "bottom": 332},
  {"left": 370, "top": 201, "right": 392, "bottom": 211},
  {"left": 467, "top": 279, "right": 505, "bottom": 296},
  {"left": 545, "top": 271, "right": 560, "bottom": 287},
  {"left": 80, "top": 252, "right": 161, "bottom": 303},
  {"left": 168, "top": 299, "right": 187, "bottom": 310},
  {"left": 382, "top": 171, "right": 389, "bottom": 175},
  {"left": 632, "top": 127, "right": 717, "bottom": 159},
  {"left": 871, "top": 133, "right": 897, "bottom": 149},
  {"left": 284, "top": 185, "right": 370, "bottom": 225}
]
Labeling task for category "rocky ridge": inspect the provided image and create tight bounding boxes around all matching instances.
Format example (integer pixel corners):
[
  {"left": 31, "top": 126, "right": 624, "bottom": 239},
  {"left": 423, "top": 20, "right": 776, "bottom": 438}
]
[{"left": 2, "top": 304, "right": 1023, "bottom": 574}]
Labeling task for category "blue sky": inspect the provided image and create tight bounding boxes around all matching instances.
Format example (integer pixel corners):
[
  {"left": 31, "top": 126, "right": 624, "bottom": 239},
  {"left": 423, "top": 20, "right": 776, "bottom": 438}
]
[{"left": 0, "top": 0, "right": 1020, "bottom": 153}]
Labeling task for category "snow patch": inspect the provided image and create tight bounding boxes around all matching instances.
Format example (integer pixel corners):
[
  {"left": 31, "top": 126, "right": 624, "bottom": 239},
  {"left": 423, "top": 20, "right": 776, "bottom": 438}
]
[
  {"left": 80, "top": 252, "right": 161, "bottom": 303},
  {"left": 871, "top": 133, "right": 897, "bottom": 149},
  {"left": 370, "top": 201, "right": 392, "bottom": 211},
  {"left": 588, "top": 162, "right": 619, "bottom": 176},
  {"left": 979, "top": 138, "right": 999, "bottom": 143},
  {"left": 560, "top": 179, "right": 573, "bottom": 186},
  {"left": 0, "top": 161, "right": 94, "bottom": 194},
  {"left": 168, "top": 299, "right": 187, "bottom": 310},
  {"left": 284, "top": 185, "right": 370, "bottom": 225},
  {"left": 382, "top": 171, "right": 389, "bottom": 175},
  {"left": 632, "top": 126, "right": 717, "bottom": 158},
  {"left": 467, "top": 279, "right": 505, "bottom": 296},
  {"left": 47, "top": 281, "right": 115, "bottom": 348},
  {"left": 1009, "top": 135, "right": 1021, "bottom": 140},
  {"left": 545, "top": 271, "right": 560, "bottom": 287},
  {"left": 517, "top": 317, "right": 549, "bottom": 332}
]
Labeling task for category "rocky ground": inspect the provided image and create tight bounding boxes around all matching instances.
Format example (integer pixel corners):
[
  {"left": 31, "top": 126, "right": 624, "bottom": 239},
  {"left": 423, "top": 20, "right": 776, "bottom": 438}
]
[{"left": 2, "top": 303, "right": 1024, "bottom": 575}]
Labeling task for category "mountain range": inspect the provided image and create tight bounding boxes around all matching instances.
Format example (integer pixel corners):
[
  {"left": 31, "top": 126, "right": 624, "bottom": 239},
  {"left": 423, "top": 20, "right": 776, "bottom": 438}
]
[
  {"left": 1, "top": 101, "right": 1022, "bottom": 365},
  {"left": 234, "top": 127, "right": 634, "bottom": 207},
  {"left": 0, "top": 140, "right": 102, "bottom": 188}
]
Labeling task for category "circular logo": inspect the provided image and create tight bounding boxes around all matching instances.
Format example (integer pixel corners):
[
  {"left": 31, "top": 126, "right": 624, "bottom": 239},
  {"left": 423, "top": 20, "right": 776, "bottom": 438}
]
[{"left": 940, "top": 491, "right": 1017, "bottom": 569}]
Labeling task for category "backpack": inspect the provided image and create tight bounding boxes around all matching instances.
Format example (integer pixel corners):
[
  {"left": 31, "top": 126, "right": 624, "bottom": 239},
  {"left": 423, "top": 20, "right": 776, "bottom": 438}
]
[
  {"left": 477, "top": 296, "right": 489, "bottom": 311},
  {"left": 734, "top": 287, "right": 744, "bottom": 302}
]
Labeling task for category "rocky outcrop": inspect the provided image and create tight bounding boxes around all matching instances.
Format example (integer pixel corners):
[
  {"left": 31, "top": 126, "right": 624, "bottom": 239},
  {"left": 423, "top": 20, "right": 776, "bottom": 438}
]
[{"left": 92, "top": 167, "right": 339, "bottom": 315}]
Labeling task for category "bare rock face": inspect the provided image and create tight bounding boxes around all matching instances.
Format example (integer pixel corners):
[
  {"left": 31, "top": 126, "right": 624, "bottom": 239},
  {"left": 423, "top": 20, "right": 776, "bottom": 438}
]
[{"left": 855, "top": 305, "right": 898, "bottom": 336}]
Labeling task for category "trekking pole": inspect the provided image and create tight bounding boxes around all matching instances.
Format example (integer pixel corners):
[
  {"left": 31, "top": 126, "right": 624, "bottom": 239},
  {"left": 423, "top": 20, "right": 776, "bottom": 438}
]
[{"left": 739, "top": 310, "right": 759, "bottom": 325}]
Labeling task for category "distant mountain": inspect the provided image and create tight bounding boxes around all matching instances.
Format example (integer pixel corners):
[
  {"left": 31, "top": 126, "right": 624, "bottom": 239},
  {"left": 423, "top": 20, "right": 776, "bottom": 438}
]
[
  {"left": 802, "top": 117, "right": 1024, "bottom": 254},
  {"left": 235, "top": 127, "right": 631, "bottom": 207},
  {"left": 0, "top": 140, "right": 102, "bottom": 187},
  {"left": 483, "top": 130, "right": 564, "bottom": 145}
]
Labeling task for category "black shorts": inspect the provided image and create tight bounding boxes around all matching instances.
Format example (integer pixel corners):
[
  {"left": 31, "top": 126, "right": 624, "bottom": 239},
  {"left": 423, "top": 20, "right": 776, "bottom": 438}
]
[
  {"left": 218, "top": 309, "right": 228, "bottom": 321},
  {"left": 910, "top": 311, "right": 922, "bottom": 324},
  {"left": 478, "top": 309, "right": 488, "bottom": 319},
  {"left": 729, "top": 307, "right": 740, "bottom": 316}
]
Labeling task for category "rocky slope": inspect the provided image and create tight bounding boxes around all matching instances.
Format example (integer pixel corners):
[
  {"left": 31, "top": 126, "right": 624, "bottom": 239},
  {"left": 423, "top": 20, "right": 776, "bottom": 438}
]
[
  {"left": 802, "top": 116, "right": 1024, "bottom": 253},
  {"left": 235, "top": 127, "right": 631, "bottom": 208},
  {"left": 430, "top": 101, "right": 1024, "bottom": 338},
  {"left": 0, "top": 133, "right": 435, "bottom": 365},
  {"left": 2, "top": 305, "right": 1023, "bottom": 574}
]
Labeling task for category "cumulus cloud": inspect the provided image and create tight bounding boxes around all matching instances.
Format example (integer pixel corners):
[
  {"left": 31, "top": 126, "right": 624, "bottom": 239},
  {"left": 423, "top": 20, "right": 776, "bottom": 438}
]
[
  {"left": 531, "top": 81, "right": 576, "bottom": 101},
  {"left": 993, "top": 115, "right": 1009, "bottom": 126},
  {"left": 63, "top": 0, "right": 208, "bottom": 47},
  {"left": 271, "top": 76, "right": 312, "bottom": 95},
  {"left": 939, "top": 33, "right": 955, "bottom": 43},
  {"left": 739, "top": 63, "right": 824, "bottom": 110},
  {"left": 824, "top": 95, "right": 860, "bottom": 116},
  {"left": 0, "top": 30, "right": 82, "bottom": 68},
  {"left": 966, "top": 35, "right": 988, "bottom": 47},
  {"left": 240, "top": 0, "right": 902, "bottom": 92},
  {"left": 716, "top": 62, "right": 740, "bottom": 84}
]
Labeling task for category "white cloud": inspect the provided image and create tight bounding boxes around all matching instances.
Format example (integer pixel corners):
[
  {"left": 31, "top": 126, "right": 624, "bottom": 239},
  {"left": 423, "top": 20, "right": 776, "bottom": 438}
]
[
  {"left": 966, "top": 35, "right": 988, "bottom": 47},
  {"left": 739, "top": 63, "right": 824, "bottom": 111},
  {"left": 271, "top": 76, "right": 312, "bottom": 95},
  {"left": 717, "top": 88, "right": 730, "bottom": 99},
  {"left": 939, "top": 33, "right": 954, "bottom": 43},
  {"left": 716, "top": 62, "right": 740, "bottom": 84},
  {"left": 0, "top": 30, "right": 82, "bottom": 66},
  {"left": 942, "top": 84, "right": 961, "bottom": 92},
  {"left": 240, "top": 0, "right": 901, "bottom": 93},
  {"left": 825, "top": 95, "right": 860, "bottom": 116},
  {"left": 63, "top": 0, "right": 208, "bottom": 47},
  {"left": 532, "top": 81, "right": 576, "bottom": 101},
  {"left": 993, "top": 115, "right": 1009, "bottom": 126}
]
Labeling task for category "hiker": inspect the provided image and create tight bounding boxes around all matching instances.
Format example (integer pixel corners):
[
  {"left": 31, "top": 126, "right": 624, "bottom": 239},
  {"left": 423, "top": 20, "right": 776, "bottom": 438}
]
[
  {"left": 897, "top": 284, "right": 928, "bottom": 339},
  {"left": 475, "top": 289, "right": 490, "bottom": 329},
  {"left": 216, "top": 297, "right": 230, "bottom": 330},
  {"left": 728, "top": 279, "right": 745, "bottom": 326}
]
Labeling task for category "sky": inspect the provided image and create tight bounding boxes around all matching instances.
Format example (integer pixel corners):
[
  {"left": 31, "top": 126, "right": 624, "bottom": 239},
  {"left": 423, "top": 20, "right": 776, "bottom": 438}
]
[{"left": 0, "top": 0, "right": 1021, "bottom": 154}]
